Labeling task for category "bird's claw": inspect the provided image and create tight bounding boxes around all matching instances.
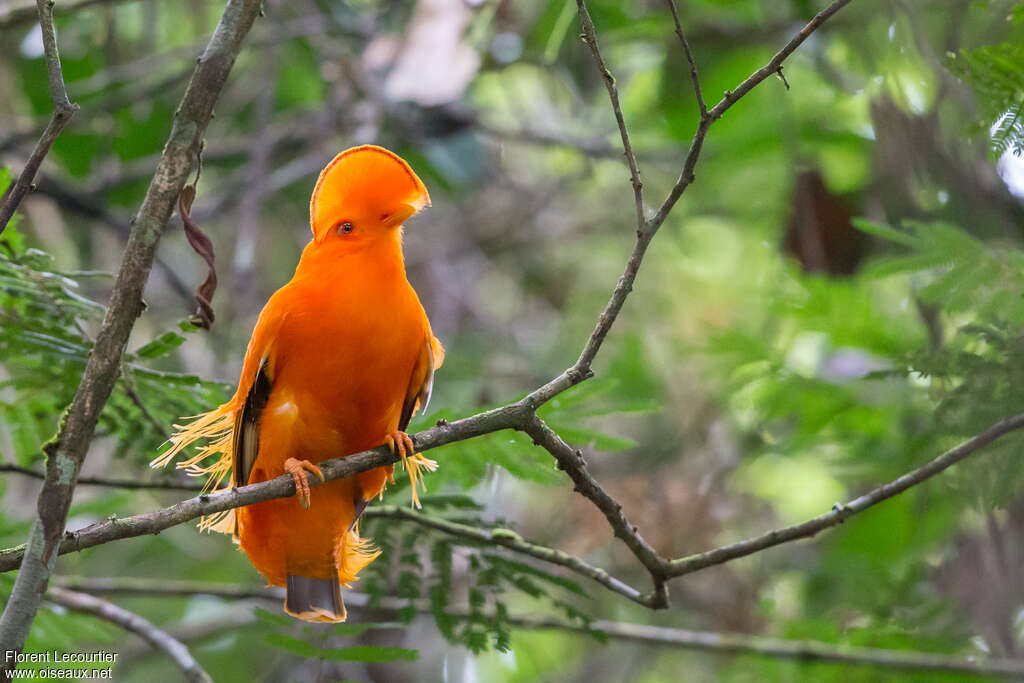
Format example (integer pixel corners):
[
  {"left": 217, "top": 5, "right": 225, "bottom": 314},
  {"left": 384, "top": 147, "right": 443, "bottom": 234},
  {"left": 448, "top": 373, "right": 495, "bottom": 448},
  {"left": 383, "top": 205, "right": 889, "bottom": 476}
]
[
  {"left": 382, "top": 430, "right": 436, "bottom": 508},
  {"left": 383, "top": 430, "right": 415, "bottom": 457},
  {"left": 284, "top": 458, "right": 324, "bottom": 510}
]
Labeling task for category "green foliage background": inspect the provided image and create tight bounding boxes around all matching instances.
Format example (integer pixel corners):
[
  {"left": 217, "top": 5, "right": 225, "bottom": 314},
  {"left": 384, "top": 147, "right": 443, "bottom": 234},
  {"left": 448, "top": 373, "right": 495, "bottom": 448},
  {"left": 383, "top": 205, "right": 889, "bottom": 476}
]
[{"left": 1, "top": 0, "right": 1024, "bottom": 680}]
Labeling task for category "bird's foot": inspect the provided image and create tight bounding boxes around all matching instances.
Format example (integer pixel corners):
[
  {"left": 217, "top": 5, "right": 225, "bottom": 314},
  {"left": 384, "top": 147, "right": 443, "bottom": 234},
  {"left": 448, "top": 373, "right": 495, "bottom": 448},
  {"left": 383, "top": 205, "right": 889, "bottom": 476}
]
[
  {"left": 284, "top": 458, "right": 324, "bottom": 509},
  {"left": 384, "top": 430, "right": 438, "bottom": 508}
]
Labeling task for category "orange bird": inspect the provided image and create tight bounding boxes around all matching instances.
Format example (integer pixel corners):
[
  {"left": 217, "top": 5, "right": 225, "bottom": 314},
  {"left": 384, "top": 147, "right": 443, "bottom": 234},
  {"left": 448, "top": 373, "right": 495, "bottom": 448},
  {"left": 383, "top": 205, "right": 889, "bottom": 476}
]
[{"left": 153, "top": 145, "right": 444, "bottom": 622}]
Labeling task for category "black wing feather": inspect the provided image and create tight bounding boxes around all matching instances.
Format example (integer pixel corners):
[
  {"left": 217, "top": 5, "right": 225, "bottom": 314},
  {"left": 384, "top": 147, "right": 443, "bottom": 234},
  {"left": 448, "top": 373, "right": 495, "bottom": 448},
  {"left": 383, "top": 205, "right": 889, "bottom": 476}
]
[{"left": 234, "top": 358, "right": 272, "bottom": 489}]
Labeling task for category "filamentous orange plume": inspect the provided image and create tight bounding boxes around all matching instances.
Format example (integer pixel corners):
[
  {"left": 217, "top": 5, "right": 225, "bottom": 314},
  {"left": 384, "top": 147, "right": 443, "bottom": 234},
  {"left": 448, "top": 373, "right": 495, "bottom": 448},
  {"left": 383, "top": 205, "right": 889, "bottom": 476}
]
[{"left": 153, "top": 145, "right": 444, "bottom": 623}]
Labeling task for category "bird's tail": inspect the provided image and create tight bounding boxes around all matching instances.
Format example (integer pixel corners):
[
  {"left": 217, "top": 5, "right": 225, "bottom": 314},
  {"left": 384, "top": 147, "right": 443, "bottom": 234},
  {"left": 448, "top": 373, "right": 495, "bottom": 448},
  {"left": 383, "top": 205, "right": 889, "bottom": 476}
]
[
  {"left": 150, "top": 402, "right": 238, "bottom": 535},
  {"left": 285, "top": 526, "right": 380, "bottom": 623},
  {"left": 285, "top": 575, "right": 346, "bottom": 623}
]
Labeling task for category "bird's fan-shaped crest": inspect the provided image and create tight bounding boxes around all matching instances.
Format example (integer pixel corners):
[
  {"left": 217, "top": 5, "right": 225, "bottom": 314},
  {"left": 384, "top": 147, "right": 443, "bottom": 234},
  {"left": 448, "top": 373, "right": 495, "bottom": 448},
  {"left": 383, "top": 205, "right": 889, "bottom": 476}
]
[{"left": 310, "top": 145, "right": 430, "bottom": 242}]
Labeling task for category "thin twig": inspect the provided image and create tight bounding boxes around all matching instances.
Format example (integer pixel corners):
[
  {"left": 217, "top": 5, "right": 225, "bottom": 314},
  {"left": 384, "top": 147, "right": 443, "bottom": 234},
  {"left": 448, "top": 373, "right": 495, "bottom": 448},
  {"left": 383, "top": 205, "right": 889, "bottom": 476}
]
[
  {"left": 52, "top": 577, "right": 1024, "bottom": 678},
  {"left": 0, "top": 464, "right": 202, "bottom": 492},
  {"left": 576, "top": 0, "right": 645, "bottom": 229},
  {"left": 529, "top": 619, "right": 1024, "bottom": 679},
  {"left": 370, "top": 505, "right": 651, "bottom": 606},
  {"left": 665, "top": 0, "right": 706, "bottom": 118},
  {"left": 651, "top": 0, "right": 854, "bottom": 230},
  {"left": 45, "top": 586, "right": 212, "bottom": 683},
  {"left": 667, "top": 413, "right": 1024, "bottom": 576},
  {"left": 0, "top": 0, "right": 264, "bottom": 665},
  {"left": 0, "top": 0, "right": 79, "bottom": 235},
  {"left": 0, "top": 0, "right": 138, "bottom": 29}
]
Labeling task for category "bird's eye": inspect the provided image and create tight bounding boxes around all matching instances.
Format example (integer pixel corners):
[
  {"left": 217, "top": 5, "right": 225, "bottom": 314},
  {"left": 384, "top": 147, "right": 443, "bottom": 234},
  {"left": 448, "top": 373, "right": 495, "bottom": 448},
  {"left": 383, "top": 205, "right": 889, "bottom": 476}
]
[{"left": 336, "top": 221, "right": 354, "bottom": 235}]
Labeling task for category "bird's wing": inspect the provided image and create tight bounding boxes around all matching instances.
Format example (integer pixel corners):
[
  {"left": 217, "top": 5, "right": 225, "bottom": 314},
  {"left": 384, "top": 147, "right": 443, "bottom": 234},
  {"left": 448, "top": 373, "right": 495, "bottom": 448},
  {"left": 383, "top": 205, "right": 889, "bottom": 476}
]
[
  {"left": 398, "top": 333, "right": 445, "bottom": 432},
  {"left": 230, "top": 289, "right": 289, "bottom": 487},
  {"left": 233, "top": 357, "right": 271, "bottom": 489}
]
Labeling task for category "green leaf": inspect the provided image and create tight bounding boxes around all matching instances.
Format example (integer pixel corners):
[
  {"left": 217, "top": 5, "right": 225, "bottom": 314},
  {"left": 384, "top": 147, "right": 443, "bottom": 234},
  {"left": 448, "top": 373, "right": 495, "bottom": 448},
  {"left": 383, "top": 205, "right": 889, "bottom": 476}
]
[
  {"left": 132, "top": 330, "right": 188, "bottom": 359},
  {"left": 851, "top": 218, "right": 920, "bottom": 247}
]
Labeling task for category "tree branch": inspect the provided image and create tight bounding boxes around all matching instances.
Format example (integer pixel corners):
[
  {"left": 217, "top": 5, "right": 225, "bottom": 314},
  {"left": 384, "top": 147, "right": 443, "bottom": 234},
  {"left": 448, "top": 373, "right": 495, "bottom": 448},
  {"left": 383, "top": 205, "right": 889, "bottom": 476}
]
[
  {"left": 0, "top": 0, "right": 138, "bottom": 29},
  {"left": 665, "top": 0, "right": 706, "bottom": 118},
  {"left": 0, "top": 464, "right": 202, "bottom": 492},
  {"left": 52, "top": 577, "right": 1024, "bottom": 678},
  {"left": 45, "top": 586, "right": 212, "bottom": 683},
  {"left": 529, "top": 618, "right": 1024, "bottom": 678},
  {"left": 0, "top": 0, "right": 79, "bottom": 235},
  {"left": 369, "top": 505, "right": 651, "bottom": 606},
  {"left": 523, "top": 415, "right": 668, "bottom": 606},
  {"left": 650, "top": 0, "right": 853, "bottom": 230},
  {"left": 667, "top": 413, "right": 1024, "bottom": 576},
  {"left": 576, "top": 0, "right": 645, "bottom": 229},
  {"left": 0, "top": 0, "right": 263, "bottom": 664}
]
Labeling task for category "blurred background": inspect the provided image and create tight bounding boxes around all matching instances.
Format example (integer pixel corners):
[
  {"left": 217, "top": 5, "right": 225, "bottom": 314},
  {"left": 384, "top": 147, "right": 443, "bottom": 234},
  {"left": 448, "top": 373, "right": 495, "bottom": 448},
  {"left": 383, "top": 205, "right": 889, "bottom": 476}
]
[{"left": 1, "top": 0, "right": 1024, "bottom": 680}]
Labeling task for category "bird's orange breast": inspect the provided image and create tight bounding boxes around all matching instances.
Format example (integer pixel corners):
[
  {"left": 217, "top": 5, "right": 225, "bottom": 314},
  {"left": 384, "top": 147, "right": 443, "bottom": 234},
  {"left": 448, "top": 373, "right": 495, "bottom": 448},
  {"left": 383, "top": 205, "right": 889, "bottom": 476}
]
[{"left": 256, "top": 250, "right": 428, "bottom": 469}]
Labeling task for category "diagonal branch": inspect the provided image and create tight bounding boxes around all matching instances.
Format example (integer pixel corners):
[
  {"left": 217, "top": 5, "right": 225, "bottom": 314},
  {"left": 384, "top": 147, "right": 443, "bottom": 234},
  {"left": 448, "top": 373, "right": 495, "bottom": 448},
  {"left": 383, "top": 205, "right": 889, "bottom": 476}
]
[
  {"left": 370, "top": 505, "right": 653, "bottom": 606},
  {"left": 667, "top": 412, "right": 1024, "bottom": 576},
  {"left": 576, "top": 0, "right": 645, "bottom": 229},
  {"left": 665, "top": 0, "right": 706, "bottom": 118},
  {"left": 46, "top": 586, "right": 212, "bottom": 683},
  {"left": 0, "top": 0, "right": 79, "bottom": 235},
  {"left": 0, "top": 0, "right": 264, "bottom": 664},
  {"left": 651, "top": 0, "right": 854, "bottom": 230},
  {"left": 523, "top": 415, "right": 668, "bottom": 604}
]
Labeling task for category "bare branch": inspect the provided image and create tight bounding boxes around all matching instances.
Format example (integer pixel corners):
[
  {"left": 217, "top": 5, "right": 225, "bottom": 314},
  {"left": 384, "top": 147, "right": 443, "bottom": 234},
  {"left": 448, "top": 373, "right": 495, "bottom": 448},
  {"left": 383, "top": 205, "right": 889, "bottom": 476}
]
[
  {"left": 54, "top": 577, "right": 1024, "bottom": 678},
  {"left": 667, "top": 413, "right": 1024, "bottom": 576},
  {"left": 0, "top": 464, "right": 202, "bottom": 492},
  {"left": 0, "top": 0, "right": 79, "bottom": 235},
  {"left": 523, "top": 415, "right": 668, "bottom": 605},
  {"left": 651, "top": 0, "right": 854, "bottom": 229},
  {"left": 528, "top": 619, "right": 1024, "bottom": 678},
  {"left": 46, "top": 586, "right": 212, "bottom": 683},
  {"left": 705, "top": 0, "right": 853, "bottom": 122},
  {"left": 370, "top": 505, "right": 651, "bottom": 606},
  {"left": 0, "top": 0, "right": 263, "bottom": 663},
  {"left": 665, "top": 0, "right": 706, "bottom": 118},
  {"left": 576, "top": 0, "right": 645, "bottom": 229}
]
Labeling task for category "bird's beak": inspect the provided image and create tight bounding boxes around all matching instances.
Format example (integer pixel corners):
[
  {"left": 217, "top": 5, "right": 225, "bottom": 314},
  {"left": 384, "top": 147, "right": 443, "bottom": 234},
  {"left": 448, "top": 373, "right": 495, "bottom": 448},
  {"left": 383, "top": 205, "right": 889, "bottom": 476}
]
[{"left": 382, "top": 203, "right": 419, "bottom": 228}]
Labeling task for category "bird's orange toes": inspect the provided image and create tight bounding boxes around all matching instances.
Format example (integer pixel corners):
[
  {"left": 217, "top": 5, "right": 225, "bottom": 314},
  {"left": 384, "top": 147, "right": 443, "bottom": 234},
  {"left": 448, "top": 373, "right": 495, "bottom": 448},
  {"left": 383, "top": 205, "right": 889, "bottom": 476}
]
[
  {"left": 284, "top": 458, "right": 325, "bottom": 510},
  {"left": 383, "top": 430, "right": 414, "bottom": 458}
]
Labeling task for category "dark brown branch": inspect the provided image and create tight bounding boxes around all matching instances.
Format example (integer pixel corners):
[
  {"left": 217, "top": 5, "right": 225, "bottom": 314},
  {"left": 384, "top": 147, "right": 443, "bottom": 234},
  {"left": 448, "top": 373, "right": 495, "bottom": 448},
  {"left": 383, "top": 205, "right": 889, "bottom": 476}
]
[
  {"left": 523, "top": 415, "right": 668, "bottom": 606},
  {"left": 665, "top": 0, "right": 706, "bottom": 117},
  {"left": 0, "top": 0, "right": 79, "bottom": 235},
  {"left": 667, "top": 413, "right": 1024, "bottom": 576},
  {"left": 0, "top": 0, "right": 263, "bottom": 664},
  {"left": 45, "top": 586, "right": 212, "bottom": 683},
  {"left": 53, "top": 577, "right": 1024, "bottom": 678},
  {"left": 576, "top": 0, "right": 645, "bottom": 229}
]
